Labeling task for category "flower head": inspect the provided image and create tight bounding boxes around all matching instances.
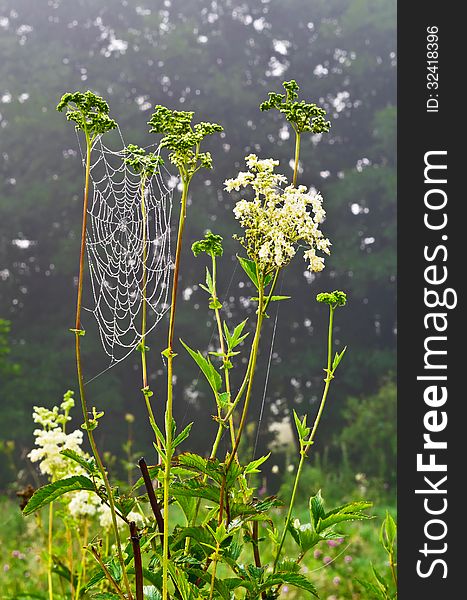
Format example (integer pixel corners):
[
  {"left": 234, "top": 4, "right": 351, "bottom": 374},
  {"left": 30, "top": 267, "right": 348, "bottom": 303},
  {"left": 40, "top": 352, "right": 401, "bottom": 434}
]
[
  {"left": 225, "top": 156, "right": 331, "bottom": 273},
  {"left": 316, "top": 290, "right": 347, "bottom": 308},
  {"left": 192, "top": 231, "right": 223, "bottom": 258}
]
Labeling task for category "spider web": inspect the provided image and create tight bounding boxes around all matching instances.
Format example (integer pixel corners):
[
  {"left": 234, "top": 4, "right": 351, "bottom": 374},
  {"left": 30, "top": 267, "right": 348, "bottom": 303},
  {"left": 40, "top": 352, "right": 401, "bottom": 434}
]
[{"left": 77, "top": 127, "right": 174, "bottom": 366}]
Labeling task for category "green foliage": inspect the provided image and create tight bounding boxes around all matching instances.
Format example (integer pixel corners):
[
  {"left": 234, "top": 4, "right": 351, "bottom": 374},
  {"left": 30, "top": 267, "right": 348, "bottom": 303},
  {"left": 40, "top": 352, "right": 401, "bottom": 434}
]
[
  {"left": 236, "top": 256, "right": 273, "bottom": 291},
  {"left": 180, "top": 339, "right": 222, "bottom": 394},
  {"left": 338, "top": 377, "right": 397, "bottom": 484},
  {"left": 192, "top": 231, "right": 223, "bottom": 258},
  {"left": 260, "top": 80, "right": 330, "bottom": 134},
  {"left": 148, "top": 105, "right": 223, "bottom": 179},
  {"left": 316, "top": 290, "right": 347, "bottom": 308},
  {"left": 56, "top": 90, "right": 117, "bottom": 139},
  {"left": 123, "top": 144, "right": 164, "bottom": 179},
  {"left": 22, "top": 475, "right": 96, "bottom": 515},
  {"left": 356, "top": 512, "right": 397, "bottom": 599}
]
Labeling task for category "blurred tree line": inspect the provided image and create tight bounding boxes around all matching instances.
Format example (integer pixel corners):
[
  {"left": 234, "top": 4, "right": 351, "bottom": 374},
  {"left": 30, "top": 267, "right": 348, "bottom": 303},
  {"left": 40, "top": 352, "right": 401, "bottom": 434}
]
[{"left": 0, "top": 0, "right": 396, "bottom": 491}]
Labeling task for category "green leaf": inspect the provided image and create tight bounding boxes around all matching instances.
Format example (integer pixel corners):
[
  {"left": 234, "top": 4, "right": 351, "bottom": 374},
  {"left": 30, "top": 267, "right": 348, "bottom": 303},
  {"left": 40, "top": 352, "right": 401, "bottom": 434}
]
[
  {"left": 309, "top": 490, "right": 326, "bottom": 527},
  {"left": 167, "top": 564, "right": 198, "bottom": 600},
  {"left": 60, "top": 449, "right": 98, "bottom": 476},
  {"left": 372, "top": 565, "right": 390, "bottom": 592},
  {"left": 205, "top": 267, "right": 214, "bottom": 295},
  {"left": 244, "top": 453, "right": 271, "bottom": 475},
  {"left": 318, "top": 500, "right": 372, "bottom": 531},
  {"left": 23, "top": 476, "right": 95, "bottom": 515},
  {"left": 180, "top": 340, "right": 222, "bottom": 393},
  {"left": 380, "top": 511, "right": 397, "bottom": 551},
  {"left": 237, "top": 256, "right": 260, "bottom": 289},
  {"left": 176, "top": 494, "right": 197, "bottom": 523},
  {"left": 173, "top": 422, "right": 193, "bottom": 448},
  {"left": 143, "top": 587, "right": 162, "bottom": 600},
  {"left": 332, "top": 346, "right": 347, "bottom": 372},
  {"left": 223, "top": 319, "right": 249, "bottom": 352},
  {"left": 209, "top": 298, "right": 222, "bottom": 310},
  {"left": 150, "top": 419, "right": 166, "bottom": 450},
  {"left": 218, "top": 392, "right": 230, "bottom": 408},
  {"left": 251, "top": 295, "right": 291, "bottom": 302},
  {"left": 131, "top": 465, "right": 163, "bottom": 492},
  {"left": 355, "top": 579, "right": 387, "bottom": 600},
  {"left": 87, "top": 594, "right": 120, "bottom": 600},
  {"left": 262, "top": 572, "right": 318, "bottom": 596}
]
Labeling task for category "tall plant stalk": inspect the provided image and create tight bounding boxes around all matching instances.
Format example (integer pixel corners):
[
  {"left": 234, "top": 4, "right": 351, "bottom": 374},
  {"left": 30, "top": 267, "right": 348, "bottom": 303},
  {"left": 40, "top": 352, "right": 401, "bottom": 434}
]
[
  {"left": 139, "top": 176, "right": 157, "bottom": 425},
  {"left": 74, "top": 132, "right": 133, "bottom": 600},
  {"left": 47, "top": 501, "right": 54, "bottom": 600},
  {"left": 162, "top": 178, "right": 189, "bottom": 600},
  {"left": 292, "top": 131, "right": 301, "bottom": 187},
  {"left": 273, "top": 303, "right": 338, "bottom": 570}
]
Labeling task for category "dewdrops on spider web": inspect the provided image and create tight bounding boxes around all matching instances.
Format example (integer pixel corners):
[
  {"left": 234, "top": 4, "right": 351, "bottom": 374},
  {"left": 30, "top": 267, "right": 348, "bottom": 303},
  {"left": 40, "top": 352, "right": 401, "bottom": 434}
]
[{"left": 77, "top": 126, "right": 174, "bottom": 365}]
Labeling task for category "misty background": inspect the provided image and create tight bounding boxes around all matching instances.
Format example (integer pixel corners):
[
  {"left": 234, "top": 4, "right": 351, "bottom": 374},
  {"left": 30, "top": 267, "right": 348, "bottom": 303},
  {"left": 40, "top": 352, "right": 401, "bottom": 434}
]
[{"left": 0, "top": 0, "right": 396, "bottom": 495}]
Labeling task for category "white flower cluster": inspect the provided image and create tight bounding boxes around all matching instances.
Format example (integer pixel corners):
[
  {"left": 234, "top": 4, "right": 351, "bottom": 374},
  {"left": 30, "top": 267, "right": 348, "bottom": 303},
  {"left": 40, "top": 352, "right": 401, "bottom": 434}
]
[
  {"left": 28, "top": 426, "right": 84, "bottom": 479},
  {"left": 225, "top": 155, "right": 331, "bottom": 273},
  {"left": 28, "top": 392, "right": 86, "bottom": 480},
  {"left": 28, "top": 392, "right": 103, "bottom": 520}
]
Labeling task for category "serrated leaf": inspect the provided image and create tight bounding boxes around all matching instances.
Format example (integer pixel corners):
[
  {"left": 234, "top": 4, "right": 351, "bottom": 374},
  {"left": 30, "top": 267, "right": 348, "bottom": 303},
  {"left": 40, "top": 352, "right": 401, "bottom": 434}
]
[
  {"left": 143, "top": 586, "right": 162, "bottom": 600},
  {"left": 262, "top": 572, "right": 318, "bottom": 596},
  {"left": 237, "top": 255, "right": 260, "bottom": 289},
  {"left": 244, "top": 453, "right": 270, "bottom": 475},
  {"left": 23, "top": 476, "right": 95, "bottom": 515},
  {"left": 180, "top": 339, "right": 222, "bottom": 393},
  {"left": 372, "top": 565, "right": 390, "bottom": 592},
  {"left": 318, "top": 500, "right": 372, "bottom": 531},
  {"left": 309, "top": 490, "right": 326, "bottom": 527},
  {"left": 173, "top": 422, "right": 193, "bottom": 448},
  {"left": 175, "top": 494, "right": 197, "bottom": 523},
  {"left": 355, "top": 579, "right": 387, "bottom": 600},
  {"left": 60, "top": 449, "right": 98, "bottom": 476}
]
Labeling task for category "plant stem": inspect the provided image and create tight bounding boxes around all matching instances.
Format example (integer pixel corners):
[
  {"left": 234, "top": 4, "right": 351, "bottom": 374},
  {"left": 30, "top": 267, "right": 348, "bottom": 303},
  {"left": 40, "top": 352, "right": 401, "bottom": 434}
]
[
  {"left": 273, "top": 305, "right": 335, "bottom": 571},
  {"left": 389, "top": 551, "right": 398, "bottom": 587},
  {"left": 130, "top": 522, "right": 144, "bottom": 600},
  {"left": 218, "top": 281, "right": 264, "bottom": 524},
  {"left": 292, "top": 132, "right": 301, "bottom": 187},
  {"left": 208, "top": 544, "right": 221, "bottom": 600},
  {"left": 162, "top": 178, "right": 189, "bottom": 600},
  {"left": 138, "top": 457, "right": 165, "bottom": 548},
  {"left": 74, "top": 519, "right": 88, "bottom": 600},
  {"left": 89, "top": 547, "right": 127, "bottom": 600},
  {"left": 47, "top": 501, "right": 54, "bottom": 600},
  {"left": 65, "top": 525, "right": 75, "bottom": 599},
  {"left": 139, "top": 177, "right": 157, "bottom": 423},
  {"left": 211, "top": 255, "right": 236, "bottom": 450},
  {"left": 74, "top": 133, "right": 133, "bottom": 600}
]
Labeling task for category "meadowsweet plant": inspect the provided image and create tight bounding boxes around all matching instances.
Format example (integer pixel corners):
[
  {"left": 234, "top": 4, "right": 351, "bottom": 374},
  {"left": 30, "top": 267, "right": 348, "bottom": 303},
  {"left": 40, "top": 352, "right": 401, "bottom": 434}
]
[{"left": 24, "top": 81, "right": 372, "bottom": 600}]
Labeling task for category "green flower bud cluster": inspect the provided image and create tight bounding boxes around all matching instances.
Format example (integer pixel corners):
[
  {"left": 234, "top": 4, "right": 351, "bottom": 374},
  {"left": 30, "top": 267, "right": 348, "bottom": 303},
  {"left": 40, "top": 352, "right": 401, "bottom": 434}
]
[
  {"left": 191, "top": 231, "right": 224, "bottom": 258},
  {"left": 148, "top": 105, "right": 223, "bottom": 177},
  {"left": 56, "top": 90, "right": 117, "bottom": 139},
  {"left": 260, "top": 80, "right": 331, "bottom": 135},
  {"left": 316, "top": 290, "right": 347, "bottom": 307},
  {"left": 123, "top": 144, "right": 164, "bottom": 179}
]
